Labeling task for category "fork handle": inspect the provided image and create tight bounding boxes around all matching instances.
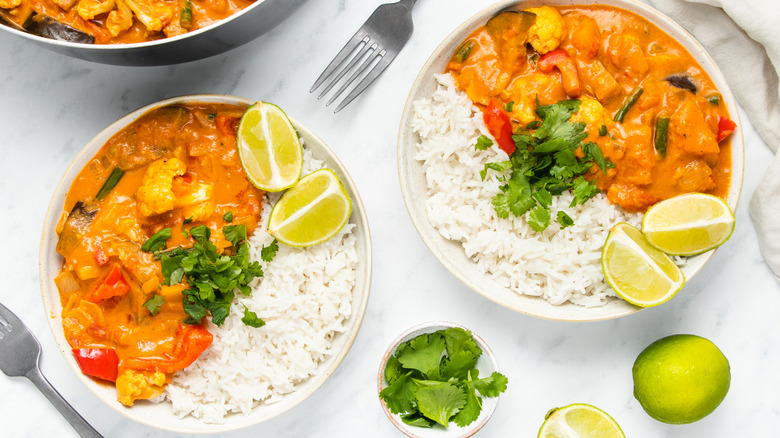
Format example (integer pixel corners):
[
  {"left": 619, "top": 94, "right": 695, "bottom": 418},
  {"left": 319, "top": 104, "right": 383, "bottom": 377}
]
[{"left": 26, "top": 367, "right": 103, "bottom": 438}]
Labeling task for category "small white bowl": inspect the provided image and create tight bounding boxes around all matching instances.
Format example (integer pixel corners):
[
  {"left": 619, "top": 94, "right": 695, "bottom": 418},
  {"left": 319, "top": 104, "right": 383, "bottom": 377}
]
[
  {"left": 39, "top": 94, "right": 372, "bottom": 433},
  {"left": 396, "top": 0, "right": 744, "bottom": 322},
  {"left": 377, "top": 322, "right": 501, "bottom": 438}
]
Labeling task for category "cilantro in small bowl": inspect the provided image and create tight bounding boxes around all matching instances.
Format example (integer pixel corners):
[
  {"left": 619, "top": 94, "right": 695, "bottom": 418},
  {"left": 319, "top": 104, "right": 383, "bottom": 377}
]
[{"left": 378, "top": 322, "right": 506, "bottom": 435}]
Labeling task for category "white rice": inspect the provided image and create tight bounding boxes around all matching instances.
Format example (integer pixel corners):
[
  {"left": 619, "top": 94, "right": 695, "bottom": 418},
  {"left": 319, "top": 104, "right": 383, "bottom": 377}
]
[
  {"left": 161, "top": 147, "right": 358, "bottom": 423},
  {"left": 413, "top": 73, "right": 642, "bottom": 307}
]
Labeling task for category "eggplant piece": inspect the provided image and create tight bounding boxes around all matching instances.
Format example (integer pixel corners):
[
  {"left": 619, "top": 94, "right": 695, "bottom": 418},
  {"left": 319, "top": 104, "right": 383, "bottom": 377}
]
[
  {"left": 56, "top": 201, "right": 99, "bottom": 257},
  {"left": 27, "top": 15, "right": 94, "bottom": 43},
  {"left": 485, "top": 10, "right": 536, "bottom": 69},
  {"left": 665, "top": 75, "right": 697, "bottom": 94}
]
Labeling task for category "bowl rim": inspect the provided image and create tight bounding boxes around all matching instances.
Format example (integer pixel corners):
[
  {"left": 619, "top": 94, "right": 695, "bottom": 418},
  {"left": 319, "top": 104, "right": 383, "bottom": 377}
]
[
  {"left": 376, "top": 321, "right": 500, "bottom": 438},
  {"left": 396, "top": 0, "right": 745, "bottom": 322},
  {"left": 1, "top": 0, "right": 272, "bottom": 50},
  {"left": 38, "top": 93, "right": 373, "bottom": 432}
]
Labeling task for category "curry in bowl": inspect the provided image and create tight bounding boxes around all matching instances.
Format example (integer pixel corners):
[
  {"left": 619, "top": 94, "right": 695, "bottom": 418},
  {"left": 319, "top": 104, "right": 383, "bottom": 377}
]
[
  {"left": 447, "top": 4, "right": 734, "bottom": 213},
  {"left": 53, "top": 103, "right": 262, "bottom": 405},
  {"left": 1, "top": 0, "right": 256, "bottom": 43}
]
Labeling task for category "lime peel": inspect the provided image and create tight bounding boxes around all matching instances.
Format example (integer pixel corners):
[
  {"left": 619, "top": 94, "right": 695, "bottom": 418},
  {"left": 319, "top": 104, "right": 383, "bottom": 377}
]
[{"left": 538, "top": 403, "right": 625, "bottom": 438}]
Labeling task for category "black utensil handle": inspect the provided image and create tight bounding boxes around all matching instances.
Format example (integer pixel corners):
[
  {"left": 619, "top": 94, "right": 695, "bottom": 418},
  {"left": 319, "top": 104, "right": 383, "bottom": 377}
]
[{"left": 26, "top": 368, "right": 103, "bottom": 438}]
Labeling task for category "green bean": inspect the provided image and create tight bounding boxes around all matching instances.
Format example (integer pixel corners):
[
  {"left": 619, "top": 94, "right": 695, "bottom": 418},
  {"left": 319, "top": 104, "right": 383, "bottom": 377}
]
[
  {"left": 95, "top": 167, "right": 125, "bottom": 201},
  {"left": 613, "top": 86, "right": 644, "bottom": 123},
  {"left": 453, "top": 40, "right": 475, "bottom": 63},
  {"left": 654, "top": 111, "right": 670, "bottom": 158},
  {"left": 180, "top": 0, "right": 193, "bottom": 30}
]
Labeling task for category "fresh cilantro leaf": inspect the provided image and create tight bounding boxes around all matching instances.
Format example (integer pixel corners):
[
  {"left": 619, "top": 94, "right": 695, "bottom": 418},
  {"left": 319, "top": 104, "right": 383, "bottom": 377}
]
[
  {"left": 379, "top": 372, "right": 417, "bottom": 414},
  {"left": 439, "top": 350, "right": 478, "bottom": 381},
  {"left": 528, "top": 205, "right": 551, "bottom": 232},
  {"left": 143, "top": 294, "right": 165, "bottom": 316},
  {"left": 526, "top": 120, "right": 542, "bottom": 130},
  {"left": 533, "top": 137, "right": 569, "bottom": 154},
  {"left": 401, "top": 413, "right": 435, "bottom": 428},
  {"left": 504, "top": 101, "right": 514, "bottom": 112},
  {"left": 385, "top": 355, "right": 406, "bottom": 385},
  {"left": 183, "top": 217, "right": 194, "bottom": 225},
  {"left": 261, "top": 239, "right": 279, "bottom": 262},
  {"left": 223, "top": 211, "right": 233, "bottom": 222},
  {"left": 223, "top": 224, "right": 247, "bottom": 247},
  {"left": 533, "top": 188, "right": 553, "bottom": 208},
  {"left": 583, "top": 141, "right": 612, "bottom": 174},
  {"left": 443, "top": 327, "right": 482, "bottom": 358},
  {"left": 557, "top": 211, "right": 574, "bottom": 229},
  {"left": 474, "top": 135, "right": 494, "bottom": 151},
  {"left": 416, "top": 382, "right": 467, "bottom": 426},
  {"left": 141, "top": 228, "right": 171, "bottom": 253},
  {"left": 471, "top": 371, "right": 509, "bottom": 397},
  {"left": 397, "top": 333, "right": 446, "bottom": 379},
  {"left": 189, "top": 225, "right": 210, "bottom": 242},
  {"left": 492, "top": 193, "right": 511, "bottom": 219},
  {"left": 453, "top": 382, "right": 482, "bottom": 427},
  {"left": 599, "top": 124, "right": 608, "bottom": 136},
  {"left": 570, "top": 176, "right": 600, "bottom": 207},
  {"left": 480, "top": 161, "right": 512, "bottom": 181},
  {"left": 241, "top": 304, "right": 265, "bottom": 328},
  {"left": 182, "top": 295, "right": 208, "bottom": 322}
]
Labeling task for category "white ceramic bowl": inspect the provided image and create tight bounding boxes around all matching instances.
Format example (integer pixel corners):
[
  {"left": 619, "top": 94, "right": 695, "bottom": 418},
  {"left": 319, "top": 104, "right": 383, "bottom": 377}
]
[
  {"left": 377, "top": 322, "right": 501, "bottom": 438},
  {"left": 39, "top": 94, "right": 372, "bottom": 432},
  {"left": 397, "top": 0, "right": 744, "bottom": 322}
]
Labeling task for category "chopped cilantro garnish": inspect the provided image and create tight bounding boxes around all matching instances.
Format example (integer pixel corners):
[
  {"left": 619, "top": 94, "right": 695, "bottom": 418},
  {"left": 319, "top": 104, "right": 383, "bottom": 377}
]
[
  {"left": 504, "top": 101, "right": 514, "bottom": 112},
  {"left": 223, "top": 211, "right": 234, "bottom": 222},
  {"left": 143, "top": 294, "right": 165, "bottom": 316},
  {"left": 557, "top": 211, "right": 574, "bottom": 229},
  {"left": 483, "top": 99, "right": 613, "bottom": 231},
  {"left": 474, "top": 135, "right": 494, "bottom": 151},
  {"left": 379, "top": 328, "right": 508, "bottom": 428},
  {"left": 159, "top": 223, "right": 273, "bottom": 327},
  {"left": 599, "top": 124, "right": 608, "bottom": 136},
  {"left": 241, "top": 304, "right": 265, "bottom": 328},
  {"left": 261, "top": 239, "right": 279, "bottom": 262},
  {"left": 141, "top": 228, "right": 172, "bottom": 253}
]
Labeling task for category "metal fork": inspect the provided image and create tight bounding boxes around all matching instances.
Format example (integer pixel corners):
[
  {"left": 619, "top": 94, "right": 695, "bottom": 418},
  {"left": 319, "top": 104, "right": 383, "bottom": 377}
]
[
  {"left": 0, "top": 303, "right": 102, "bottom": 438},
  {"left": 310, "top": 0, "right": 418, "bottom": 113}
]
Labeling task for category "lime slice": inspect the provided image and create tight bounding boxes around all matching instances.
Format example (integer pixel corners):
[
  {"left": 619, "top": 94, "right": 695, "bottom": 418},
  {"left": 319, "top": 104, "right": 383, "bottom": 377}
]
[
  {"left": 538, "top": 403, "right": 625, "bottom": 438},
  {"left": 602, "top": 223, "right": 684, "bottom": 307},
  {"left": 642, "top": 193, "right": 735, "bottom": 256},
  {"left": 268, "top": 169, "right": 352, "bottom": 247},
  {"left": 237, "top": 102, "right": 302, "bottom": 192}
]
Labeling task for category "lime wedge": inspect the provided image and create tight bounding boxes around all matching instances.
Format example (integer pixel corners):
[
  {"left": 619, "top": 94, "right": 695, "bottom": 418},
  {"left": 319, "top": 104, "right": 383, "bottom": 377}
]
[
  {"left": 268, "top": 169, "right": 352, "bottom": 247},
  {"left": 237, "top": 102, "right": 302, "bottom": 192},
  {"left": 538, "top": 403, "right": 625, "bottom": 438},
  {"left": 642, "top": 193, "right": 735, "bottom": 256},
  {"left": 602, "top": 223, "right": 685, "bottom": 307}
]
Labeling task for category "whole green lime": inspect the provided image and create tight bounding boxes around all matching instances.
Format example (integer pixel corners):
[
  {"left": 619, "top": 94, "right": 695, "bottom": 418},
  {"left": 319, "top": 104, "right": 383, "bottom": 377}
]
[{"left": 632, "top": 334, "right": 730, "bottom": 424}]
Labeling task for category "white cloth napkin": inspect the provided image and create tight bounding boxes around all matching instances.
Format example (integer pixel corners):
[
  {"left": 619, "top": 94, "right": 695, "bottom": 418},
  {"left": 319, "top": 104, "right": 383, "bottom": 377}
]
[{"left": 648, "top": 0, "right": 780, "bottom": 279}]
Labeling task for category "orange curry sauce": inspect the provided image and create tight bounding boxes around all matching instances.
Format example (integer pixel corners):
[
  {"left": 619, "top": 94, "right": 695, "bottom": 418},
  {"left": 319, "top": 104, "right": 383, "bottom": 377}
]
[
  {"left": 54, "top": 103, "right": 262, "bottom": 405},
  {"left": 446, "top": 5, "right": 732, "bottom": 212}
]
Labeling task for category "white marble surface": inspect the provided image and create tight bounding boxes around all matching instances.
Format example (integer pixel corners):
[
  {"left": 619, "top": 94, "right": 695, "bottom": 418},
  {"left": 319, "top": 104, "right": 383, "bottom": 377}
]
[{"left": 0, "top": 1, "right": 778, "bottom": 437}]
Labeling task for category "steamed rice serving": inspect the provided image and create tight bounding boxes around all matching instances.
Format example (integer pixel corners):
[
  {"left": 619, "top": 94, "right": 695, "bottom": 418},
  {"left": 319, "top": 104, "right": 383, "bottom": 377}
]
[
  {"left": 412, "top": 74, "right": 641, "bottom": 307},
  {"left": 162, "top": 148, "right": 358, "bottom": 423}
]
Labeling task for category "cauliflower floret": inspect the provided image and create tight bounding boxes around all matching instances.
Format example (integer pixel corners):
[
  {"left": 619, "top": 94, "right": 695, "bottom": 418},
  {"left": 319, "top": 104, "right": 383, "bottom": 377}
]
[
  {"left": 571, "top": 97, "right": 617, "bottom": 143},
  {"left": 136, "top": 157, "right": 186, "bottom": 217},
  {"left": 526, "top": 6, "right": 566, "bottom": 55},
  {"left": 76, "top": 0, "right": 115, "bottom": 20},
  {"left": 106, "top": 0, "right": 133, "bottom": 37},
  {"left": 116, "top": 369, "right": 167, "bottom": 406}
]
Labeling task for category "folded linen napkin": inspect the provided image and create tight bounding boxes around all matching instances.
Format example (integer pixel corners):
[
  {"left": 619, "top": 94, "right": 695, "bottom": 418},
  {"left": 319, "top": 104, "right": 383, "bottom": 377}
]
[{"left": 648, "top": 0, "right": 780, "bottom": 279}]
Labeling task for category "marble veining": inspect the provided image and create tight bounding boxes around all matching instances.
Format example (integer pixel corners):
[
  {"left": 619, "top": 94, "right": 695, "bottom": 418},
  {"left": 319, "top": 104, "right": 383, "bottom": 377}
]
[{"left": 1, "top": 0, "right": 778, "bottom": 437}]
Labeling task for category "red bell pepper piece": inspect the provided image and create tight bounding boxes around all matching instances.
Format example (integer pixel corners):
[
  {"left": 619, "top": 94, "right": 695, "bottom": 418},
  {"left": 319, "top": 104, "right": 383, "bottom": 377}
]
[
  {"left": 93, "top": 244, "right": 109, "bottom": 266},
  {"left": 85, "top": 264, "right": 130, "bottom": 303},
  {"left": 538, "top": 48, "right": 582, "bottom": 97},
  {"left": 123, "top": 324, "right": 213, "bottom": 374},
  {"left": 717, "top": 116, "right": 737, "bottom": 142},
  {"left": 72, "top": 348, "right": 119, "bottom": 382},
  {"left": 483, "top": 101, "right": 516, "bottom": 155},
  {"left": 215, "top": 115, "right": 240, "bottom": 138}
]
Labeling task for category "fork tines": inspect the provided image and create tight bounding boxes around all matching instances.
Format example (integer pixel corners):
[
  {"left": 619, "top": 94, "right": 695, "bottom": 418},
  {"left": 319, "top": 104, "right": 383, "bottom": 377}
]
[{"left": 311, "top": 32, "right": 390, "bottom": 113}]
